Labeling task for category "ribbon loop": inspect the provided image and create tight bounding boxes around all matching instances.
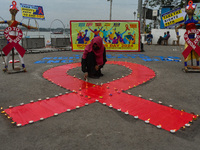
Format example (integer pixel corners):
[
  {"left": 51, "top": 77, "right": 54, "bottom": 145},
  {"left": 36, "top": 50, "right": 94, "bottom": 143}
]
[
  {"left": 11, "top": 1, "right": 18, "bottom": 10},
  {"left": 188, "top": 0, "right": 194, "bottom": 10}
]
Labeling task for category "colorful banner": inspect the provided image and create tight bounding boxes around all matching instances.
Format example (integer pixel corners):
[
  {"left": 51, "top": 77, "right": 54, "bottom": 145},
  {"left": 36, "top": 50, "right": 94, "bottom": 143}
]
[
  {"left": 20, "top": 3, "right": 45, "bottom": 20},
  {"left": 162, "top": 8, "right": 186, "bottom": 28},
  {"left": 70, "top": 20, "right": 140, "bottom": 52}
]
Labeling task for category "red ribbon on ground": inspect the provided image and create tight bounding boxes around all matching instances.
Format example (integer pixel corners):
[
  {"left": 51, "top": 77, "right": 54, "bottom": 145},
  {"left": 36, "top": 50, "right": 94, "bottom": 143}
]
[
  {"left": 183, "top": 29, "right": 200, "bottom": 59},
  {"left": 4, "top": 61, "right": 196, "bottom": 132},
  {"left": 2, "top": 27, "right": 25, "bottom": 57}
]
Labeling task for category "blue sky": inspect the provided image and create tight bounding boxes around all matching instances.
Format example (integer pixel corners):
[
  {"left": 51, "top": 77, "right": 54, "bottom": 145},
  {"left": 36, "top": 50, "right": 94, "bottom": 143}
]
[{"left": 0, "top": 0, "right": 139, "bottom": 28}]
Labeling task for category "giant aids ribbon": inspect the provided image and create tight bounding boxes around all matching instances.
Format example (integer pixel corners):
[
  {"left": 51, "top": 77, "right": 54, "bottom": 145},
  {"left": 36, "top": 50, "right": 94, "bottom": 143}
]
[{"left": 4, "top": 61, "right": 196, "bottom": 132}]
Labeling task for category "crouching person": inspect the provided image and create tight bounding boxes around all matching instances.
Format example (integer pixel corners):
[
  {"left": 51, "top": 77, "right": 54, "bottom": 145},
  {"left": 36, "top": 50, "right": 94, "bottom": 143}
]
[{"left": 81, "top": 36, "right": 107, "bottom": 79}]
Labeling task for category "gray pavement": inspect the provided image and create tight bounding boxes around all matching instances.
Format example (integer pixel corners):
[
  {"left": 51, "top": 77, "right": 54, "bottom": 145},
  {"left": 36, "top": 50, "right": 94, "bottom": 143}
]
[{"left": 0, "top": 45, "right": 200, "bottom": 150}]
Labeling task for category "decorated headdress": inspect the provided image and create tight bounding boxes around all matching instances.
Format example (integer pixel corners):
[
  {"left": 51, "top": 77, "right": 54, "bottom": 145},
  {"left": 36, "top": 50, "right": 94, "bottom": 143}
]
[
  {"left": 9, "top": 1, "right": 19, "bottom": 11},
  {"left": 186, "top": 0, "right": 196, "bottom": 10}
]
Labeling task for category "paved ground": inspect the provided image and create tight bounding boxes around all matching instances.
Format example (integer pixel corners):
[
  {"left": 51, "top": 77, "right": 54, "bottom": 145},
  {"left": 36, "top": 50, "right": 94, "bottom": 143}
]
[{"left": 0, "top": 45, "right": 200, "bottom": 150}]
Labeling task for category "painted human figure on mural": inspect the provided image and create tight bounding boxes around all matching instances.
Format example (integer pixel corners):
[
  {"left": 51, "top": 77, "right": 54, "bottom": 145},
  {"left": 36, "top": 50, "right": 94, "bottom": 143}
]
[
  {"left": 75, "top": 29, "right": 84, "bottom": 44},
  {"left": 75, "top": 29, "right": 84, "bottom": 38},
  {"left": 115, "top": 28, "right": 128, "bottom": 44},
  {"left": 176, "top": 0, "right": 200, "bottom": 71},
  {"left": 76, "top": 32, "right": 86, "bottom": 44},
  {"left": 99, "top": 26, "right": 114, "bottom": 43},
  {"left": 123, "top": 30, "right": 136, "bottom": 44},
  {"left": 75, "top": 29, "right": 92, "bottom": 44},
  {"left": 109, "top": 28, "right": 116, "bottom": 39},
  {"left": 0, "top": 1, "right": 37, "bottom": 72},
  {"left": 88, "top": 26, "right": 103, "bottom": 38},
  {"left": 108, "top": 35, "right": 120, "bottom": 44},
  {"left": 83, "top": 29, "right": 92, "bottom": 44}
]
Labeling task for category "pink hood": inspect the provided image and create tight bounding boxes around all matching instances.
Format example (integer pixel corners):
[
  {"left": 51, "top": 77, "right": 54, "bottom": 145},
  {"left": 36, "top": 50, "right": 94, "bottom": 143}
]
[{"left": 82, "top": 36, "right": 104, "bottom": 65}]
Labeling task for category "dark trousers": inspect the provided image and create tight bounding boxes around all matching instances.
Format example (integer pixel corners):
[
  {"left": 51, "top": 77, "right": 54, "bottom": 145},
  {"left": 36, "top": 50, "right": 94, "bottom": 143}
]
[
  {"left": 141, "top": 42, "right": 144, "bottom": 51},
  {"left": 157, "top": 36, "right": 164, "bottom": 45},
  {"left": 81, "top": 52, "right": 104, "bottom": 76}
]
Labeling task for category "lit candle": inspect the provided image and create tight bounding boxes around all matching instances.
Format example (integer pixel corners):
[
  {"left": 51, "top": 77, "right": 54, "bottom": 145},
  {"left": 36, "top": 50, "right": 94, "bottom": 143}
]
[
  {"left": 145, "top": 119, "right": 150, "bottom": 124},
  {"left": 185, "top": 123, "right": 190, "bottom": 127},
  {"left": 125, "top": 111, "right": 129, "bottom": 115},
  {"left": 157, "top": 125, "right": 162, "bottom": 129},
  {"left": 17, "top": 124, "right": 22, "bottom": 127},
  {"left": 170, "top": 129, "right": 176, "bottom": 133},
  {"left": 29, "top": 120, "right": 34, "bottom": 124},
  {"left": 117, "top": 108, "right": 121, "bottom": 112},
  {"left": 54, "top": 113, "right": 58, "bottom": 116}
]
